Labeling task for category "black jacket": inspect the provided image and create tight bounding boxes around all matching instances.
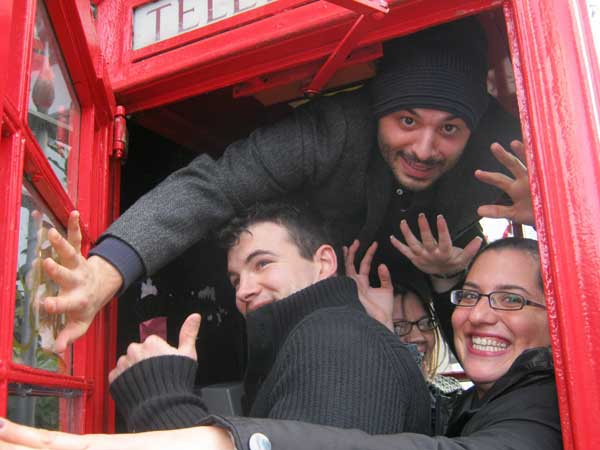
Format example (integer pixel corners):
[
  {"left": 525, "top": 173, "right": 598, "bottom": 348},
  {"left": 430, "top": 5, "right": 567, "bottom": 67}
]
[
  {"left": 110, "top": 277, "right": 431, "bottom": 435},
  {"left": 209, "top": 347, "right": 561, "bottom": 450}
]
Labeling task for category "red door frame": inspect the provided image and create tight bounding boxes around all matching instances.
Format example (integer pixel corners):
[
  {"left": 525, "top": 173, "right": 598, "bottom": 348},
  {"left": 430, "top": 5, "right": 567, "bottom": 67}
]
[
  {"left": 3, "top": 0, "right": 600, "bottom": 445},
  {"left": 95, "top": 0, "right": 600, "bottom": 448},
  {"left": 0, "top": 0, "right": 118, "bottom": 434},
  {"left": 506, "top": 1, "right": 600, "bottom": 449}
]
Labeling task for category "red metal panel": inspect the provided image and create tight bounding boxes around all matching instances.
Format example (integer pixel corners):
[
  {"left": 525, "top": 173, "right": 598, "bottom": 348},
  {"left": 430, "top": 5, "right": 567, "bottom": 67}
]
[
  {"left": 6, "top": 362, "right": 92, "bottom": 391},
  {"left": 100, "top": 0, "right": 501, "bottom": 112},
  {"left": 505, "top": 1, "right": 600, "bottom": 449},
  {"left": 0, "top": 0, "right": 15, "bottom": 116},
  {"left": 0, "top": 128, "right": 25, "bottom": 415}
]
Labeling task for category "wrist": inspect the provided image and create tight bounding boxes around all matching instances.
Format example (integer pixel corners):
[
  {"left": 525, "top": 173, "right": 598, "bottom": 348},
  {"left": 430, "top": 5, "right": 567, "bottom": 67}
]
[
  {"left": 431, "top": 269, "right": 465, "bottom": 280},
  {"left": 89, "top": 255, "right": 123, "bottom": 304}
]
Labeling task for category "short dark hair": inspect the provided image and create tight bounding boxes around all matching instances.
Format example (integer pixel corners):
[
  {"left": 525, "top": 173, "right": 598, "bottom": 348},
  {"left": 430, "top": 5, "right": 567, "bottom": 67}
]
[
  {"left": 469, "top": 237, "right": 542, "bottom": 290},
  {"left": 217, "top": 201, "right": 336, "bottom": 261}
]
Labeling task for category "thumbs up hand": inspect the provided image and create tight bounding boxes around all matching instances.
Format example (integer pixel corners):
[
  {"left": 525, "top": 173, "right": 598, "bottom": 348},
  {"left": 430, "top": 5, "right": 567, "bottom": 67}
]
[{"left": 108, "top": 313, "right": 201, "bottom": 384}]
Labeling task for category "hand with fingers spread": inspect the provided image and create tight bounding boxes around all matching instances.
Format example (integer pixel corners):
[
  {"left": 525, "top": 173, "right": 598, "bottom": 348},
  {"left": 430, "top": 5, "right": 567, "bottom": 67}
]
[
  {"left": 391, "top": 213, "right": 482, "bottom": 279},
  {"left": 41, "top": 211, "right": 124, "bottom": 353},
  {"left": 476, "top": 140, "right": 535, "bottom": 226},
  {"left": 343, "top": 240, "right": 394, "bottom": 331},
  {"left": 108, "top": 313, "right": 201, "bottom": 384}
]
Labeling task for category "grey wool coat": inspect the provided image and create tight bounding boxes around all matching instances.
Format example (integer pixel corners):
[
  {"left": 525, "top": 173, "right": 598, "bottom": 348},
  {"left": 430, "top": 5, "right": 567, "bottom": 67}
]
[{"left": 101, "top": 89, "right": 520, "bottom": 280}]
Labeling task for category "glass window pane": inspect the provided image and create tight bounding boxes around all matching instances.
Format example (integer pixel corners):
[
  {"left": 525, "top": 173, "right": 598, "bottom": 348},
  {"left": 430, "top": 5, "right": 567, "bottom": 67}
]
[
  {"left": 27, "top": 0, "right": 80, "bottom": 199},
  {"left": 7, "top": 384, "right": 83, "bottom": 432},
  {"left": 14, "top": 182, "right": 72, "bottom": 374}
]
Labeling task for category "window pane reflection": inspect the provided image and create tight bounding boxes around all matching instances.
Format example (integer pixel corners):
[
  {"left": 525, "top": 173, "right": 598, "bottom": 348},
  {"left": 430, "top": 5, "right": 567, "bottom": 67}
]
[
  {"left": 14, "top": 182, "right": 72, "bottom": 374},
  {"left": 27, "top": 0, "right": 80, "bottom": 198},
  {"left": 8, "top": 384, "right": 82, "bottom": 432}
]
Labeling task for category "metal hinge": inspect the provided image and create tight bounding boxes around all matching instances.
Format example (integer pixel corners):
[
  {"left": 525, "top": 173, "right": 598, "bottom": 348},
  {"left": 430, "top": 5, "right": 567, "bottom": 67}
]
[{"left": 112, "top": 105, "right": 128, "bottom": 161}]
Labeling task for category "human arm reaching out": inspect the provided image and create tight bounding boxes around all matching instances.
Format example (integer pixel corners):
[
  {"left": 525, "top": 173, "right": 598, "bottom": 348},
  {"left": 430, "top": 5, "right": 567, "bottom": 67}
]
[
  {"left": 344, "top": 240, "right": 394, "bottom": 331},
  {"left": 42, "top": 211, "right": 123, "bottom": 353},
  {"left": 0, "top": 419, "right": 234, "bottom": 450},
  {"left": 477, "top": 140, "right": 534, "bottom": 226}
]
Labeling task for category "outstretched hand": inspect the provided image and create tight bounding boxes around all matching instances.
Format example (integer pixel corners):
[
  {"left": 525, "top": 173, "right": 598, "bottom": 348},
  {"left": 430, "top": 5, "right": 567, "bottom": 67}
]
[
  {"left": 41, "top": 211, "right": 123, "bottom": 353},
  {"left": 391, "top": 213, "right": 482, "bottom": 277},
  {"left": 476, "top": 140, "right": 535, "bottom": 226},
  {"left": 109, "top": 313, "right": 201, "bottom": 384},
  {"left": 344, "top": 240, "right": 394, "bottom": 331}
]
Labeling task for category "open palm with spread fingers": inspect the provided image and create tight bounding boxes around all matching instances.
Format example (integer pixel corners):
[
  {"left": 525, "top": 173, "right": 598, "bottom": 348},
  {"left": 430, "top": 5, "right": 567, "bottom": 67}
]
[
  {"left": 344, "top": 240, "right": 394, "bottom": 330},
  {"left": 41, "top": 211, "right": 123, "bottom": 353},
  {"left": 476, "top": 140, "right": 534, "bottom": 226},
  {"left": 391, "top": 213, "right": 482, "bottom": 277}
]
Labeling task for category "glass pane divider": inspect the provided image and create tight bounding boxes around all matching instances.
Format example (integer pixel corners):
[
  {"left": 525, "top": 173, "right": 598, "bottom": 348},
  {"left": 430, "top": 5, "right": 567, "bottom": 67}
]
[{"left": 6, "top": 361, "right": 93, "bottom": 392}]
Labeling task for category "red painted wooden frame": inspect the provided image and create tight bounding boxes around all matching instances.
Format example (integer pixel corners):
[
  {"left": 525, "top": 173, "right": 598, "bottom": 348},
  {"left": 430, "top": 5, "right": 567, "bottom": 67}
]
[
  {"left": 504, "top": 0, "right": 600, "bottom": 449},
  {"left": 98, "top": 0, "right": 503, "bottom": 112},
  {"left": 1, "top": 0, "right": 118, "bottom": 434}
]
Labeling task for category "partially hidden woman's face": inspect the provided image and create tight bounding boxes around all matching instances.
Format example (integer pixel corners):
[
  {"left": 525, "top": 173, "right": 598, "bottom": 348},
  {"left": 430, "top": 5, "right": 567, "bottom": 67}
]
[
  {"left": 452, "top": 249, "right": 551, "bottom": 395},
  {"left": 393, "top": 291, "right": 435, "bottom": 359}
]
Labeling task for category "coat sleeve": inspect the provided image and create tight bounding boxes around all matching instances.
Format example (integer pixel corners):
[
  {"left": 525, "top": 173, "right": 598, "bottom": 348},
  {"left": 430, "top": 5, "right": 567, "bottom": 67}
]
[
  {"left": 99, "top": 97, "right": 351, "bottom": 276},
  {"left": 249, "top": 308, "right": 431, "bottom": 435},
  {"left": 206, "top": 413, "right": 562, "bottom": 450}
]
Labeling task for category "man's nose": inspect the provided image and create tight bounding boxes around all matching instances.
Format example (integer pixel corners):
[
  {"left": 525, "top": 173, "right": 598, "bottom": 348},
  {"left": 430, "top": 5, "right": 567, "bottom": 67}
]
[
  {"left": 412, "top": 129, "right": 437, "bottom": 161},
  {"left": 236, "top": 274, "right": 260, "bottom": 303}
]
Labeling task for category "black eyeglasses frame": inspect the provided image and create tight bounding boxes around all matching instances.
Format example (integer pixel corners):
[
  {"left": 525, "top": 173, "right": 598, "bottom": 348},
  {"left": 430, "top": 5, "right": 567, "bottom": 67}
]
[
  {"left": 393, "top": 316, "right": 438, "bottom": 337},
  {"left": 450, "top": 289, "right": 546, "bottom": 311}
]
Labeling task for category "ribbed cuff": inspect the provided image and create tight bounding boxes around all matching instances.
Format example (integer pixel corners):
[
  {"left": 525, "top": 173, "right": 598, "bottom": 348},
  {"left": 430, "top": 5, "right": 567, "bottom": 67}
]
[
  {"left": 110, "top": 355, "right": 207, "bottom": 432},
  {"left": 89, "top": 236, "right": 145, "bottom": 295}
]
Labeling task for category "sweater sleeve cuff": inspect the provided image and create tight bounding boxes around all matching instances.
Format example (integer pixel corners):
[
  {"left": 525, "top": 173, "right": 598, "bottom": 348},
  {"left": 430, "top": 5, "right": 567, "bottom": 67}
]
[
  {"left": 89, "top": 236, "right": 146, "bottom": 295},
  {"left": 110, "top": 355, "right": 207, "bottom": 432}
]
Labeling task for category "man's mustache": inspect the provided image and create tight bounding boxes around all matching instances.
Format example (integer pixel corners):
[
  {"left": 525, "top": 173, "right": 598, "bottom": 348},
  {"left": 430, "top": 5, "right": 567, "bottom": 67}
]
[{"left": 395, "top": 149, "right": 443, "bottom": 167}]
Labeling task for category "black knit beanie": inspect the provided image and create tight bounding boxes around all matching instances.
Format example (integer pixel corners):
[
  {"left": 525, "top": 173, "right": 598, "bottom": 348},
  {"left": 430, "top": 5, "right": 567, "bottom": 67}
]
[{"left": 370, "top": 17, "right": 489, "bottom": 130}]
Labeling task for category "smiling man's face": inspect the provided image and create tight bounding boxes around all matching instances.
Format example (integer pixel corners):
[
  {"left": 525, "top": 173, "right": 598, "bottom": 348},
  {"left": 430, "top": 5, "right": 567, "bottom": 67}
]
[
  {"left": 227, "top": 222, "right": 322, "bottom": 316},
  {"left": 377, "top": 108, "right": 471, "bottom": 191}
]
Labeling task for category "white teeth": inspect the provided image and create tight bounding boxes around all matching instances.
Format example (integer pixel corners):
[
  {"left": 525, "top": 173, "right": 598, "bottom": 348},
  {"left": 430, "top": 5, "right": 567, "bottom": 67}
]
[{"left": 471, "top": 336, "right": 508, "bottom": 352}]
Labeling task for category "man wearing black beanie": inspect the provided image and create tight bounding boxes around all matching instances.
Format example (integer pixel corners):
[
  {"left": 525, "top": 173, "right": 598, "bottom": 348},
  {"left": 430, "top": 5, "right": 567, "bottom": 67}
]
[{"left": 39, "top": 16, "right": 529, "bottom": 351}]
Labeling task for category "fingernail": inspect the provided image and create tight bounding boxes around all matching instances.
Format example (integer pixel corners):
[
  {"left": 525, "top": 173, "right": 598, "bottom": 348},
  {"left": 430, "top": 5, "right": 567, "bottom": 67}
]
[
  {"left": 419, "top": 213, "right": 425, "bottom": 218},
  {"left": 0, "top": 418, "right": 5, "bottom": 430}
]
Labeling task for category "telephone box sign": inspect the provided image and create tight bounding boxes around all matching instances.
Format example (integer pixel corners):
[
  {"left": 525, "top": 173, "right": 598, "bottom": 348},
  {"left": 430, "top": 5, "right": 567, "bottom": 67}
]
[{"left": 133, "top": 0, "right": 275, "bottom": 49}]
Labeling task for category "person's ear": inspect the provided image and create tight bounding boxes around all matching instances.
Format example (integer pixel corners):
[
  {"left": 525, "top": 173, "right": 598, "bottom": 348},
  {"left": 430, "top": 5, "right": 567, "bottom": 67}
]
[{"left": 313, "top": 244, "right": 338, "bottom": 279}]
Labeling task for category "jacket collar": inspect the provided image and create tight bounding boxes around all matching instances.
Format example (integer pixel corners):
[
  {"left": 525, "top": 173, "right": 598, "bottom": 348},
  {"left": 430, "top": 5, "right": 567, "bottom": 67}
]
[{"left": 446, "top": 347, "right": 554, "bottom": 436}]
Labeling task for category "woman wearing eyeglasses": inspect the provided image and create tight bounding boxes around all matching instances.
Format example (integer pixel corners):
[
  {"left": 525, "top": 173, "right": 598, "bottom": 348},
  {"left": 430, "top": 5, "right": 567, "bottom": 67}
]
[
  {"left": 392, "top": 282, "right": 462, "bottom": 434},
  {"left": 392, "top": 282, "right": 462, "bottom": 383}
]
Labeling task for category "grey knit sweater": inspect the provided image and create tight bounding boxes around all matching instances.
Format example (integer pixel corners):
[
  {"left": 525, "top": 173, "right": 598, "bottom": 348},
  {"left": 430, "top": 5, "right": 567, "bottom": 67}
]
[{"left": 110, "top": 277, "right": 431, "bottom": 434}]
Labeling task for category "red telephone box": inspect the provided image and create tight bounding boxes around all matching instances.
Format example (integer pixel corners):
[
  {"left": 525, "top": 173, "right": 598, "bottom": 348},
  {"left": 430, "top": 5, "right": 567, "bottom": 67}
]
[{"left": 1, "top": 0, "right": 599, "bottom": 449}]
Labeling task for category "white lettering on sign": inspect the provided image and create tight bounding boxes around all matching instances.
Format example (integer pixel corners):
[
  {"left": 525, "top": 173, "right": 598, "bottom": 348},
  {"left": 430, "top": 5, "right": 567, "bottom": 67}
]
[{"left": 133, "top": 0, "right": 275, "bottom": 49}]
